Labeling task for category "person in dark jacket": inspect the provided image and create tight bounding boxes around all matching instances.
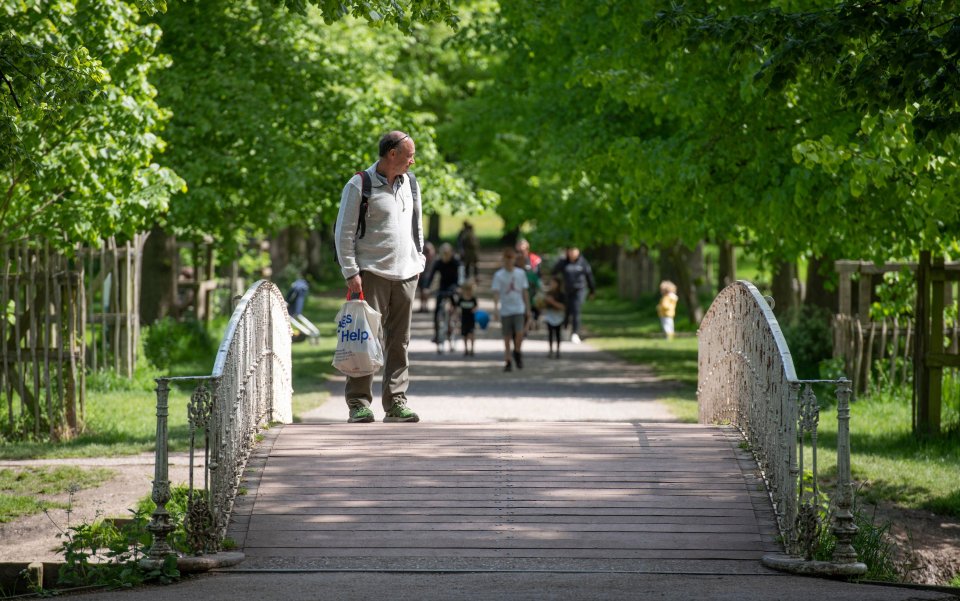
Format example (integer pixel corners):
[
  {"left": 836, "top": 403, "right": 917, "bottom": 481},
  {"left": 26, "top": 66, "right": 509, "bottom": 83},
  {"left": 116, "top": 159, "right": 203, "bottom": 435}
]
[
  {"left": 551, "top": 247, "right": 595, "bottom": 344},
  {"left": 426, "top": 242, "right": 463, "bottom": 344}
]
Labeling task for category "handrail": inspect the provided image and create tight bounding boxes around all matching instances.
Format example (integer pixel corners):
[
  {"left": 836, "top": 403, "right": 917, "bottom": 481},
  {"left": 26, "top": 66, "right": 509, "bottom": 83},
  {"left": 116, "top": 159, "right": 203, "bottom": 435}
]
[
  {"left": 144, "top": 280, "right": 292, "bottom": 565},
  {"left": 698, "top": 281, "right": 866, "bottom": 576}
]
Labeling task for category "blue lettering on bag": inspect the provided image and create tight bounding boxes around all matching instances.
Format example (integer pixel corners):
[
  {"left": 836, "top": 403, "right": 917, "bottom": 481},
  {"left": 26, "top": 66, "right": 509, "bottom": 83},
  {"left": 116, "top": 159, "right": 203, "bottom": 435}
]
[
  {"left": 338, "top": 314, "right": 354, "bottom": 329},
  {"left": 339, "top": 329, "right": 370, "bottom": 343}
]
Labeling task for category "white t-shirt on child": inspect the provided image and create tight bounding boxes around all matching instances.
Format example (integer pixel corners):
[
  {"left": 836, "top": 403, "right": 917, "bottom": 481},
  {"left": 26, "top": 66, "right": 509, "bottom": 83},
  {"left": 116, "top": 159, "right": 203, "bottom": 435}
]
[{"left": 491, "top": 267, "right": 528, "bottom": 316}]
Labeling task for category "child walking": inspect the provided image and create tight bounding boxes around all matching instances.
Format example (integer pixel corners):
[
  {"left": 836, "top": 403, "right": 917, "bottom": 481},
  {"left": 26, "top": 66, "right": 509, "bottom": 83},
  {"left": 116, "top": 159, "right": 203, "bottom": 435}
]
[
  {"left": 458, "top": 279, "right": 479, "bottom": 356},
  {"left": 543, "top": 277, "right": 566, "bottom": 358},
  {"left": 491, "top": 247, "right": 530, "bottom": 371},
  {"left": 657, "top": 280, "right": 679, "bottom": 340}
]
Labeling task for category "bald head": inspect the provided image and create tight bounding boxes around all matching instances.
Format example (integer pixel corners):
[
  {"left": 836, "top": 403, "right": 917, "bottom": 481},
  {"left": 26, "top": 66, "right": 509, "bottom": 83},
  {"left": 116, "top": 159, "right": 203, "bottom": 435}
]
[{"left": 379, "top": 130, "right": 411, "bottom": 157}]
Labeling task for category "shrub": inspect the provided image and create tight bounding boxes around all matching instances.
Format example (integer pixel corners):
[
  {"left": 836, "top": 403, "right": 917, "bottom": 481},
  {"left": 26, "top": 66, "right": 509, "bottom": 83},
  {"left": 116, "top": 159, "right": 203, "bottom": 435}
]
[
  {"left": 142, "top": 317, "right": 216, "bottom": 371},
  {"left": 780, "top": 304, "right": 834, "bottom": 380}
]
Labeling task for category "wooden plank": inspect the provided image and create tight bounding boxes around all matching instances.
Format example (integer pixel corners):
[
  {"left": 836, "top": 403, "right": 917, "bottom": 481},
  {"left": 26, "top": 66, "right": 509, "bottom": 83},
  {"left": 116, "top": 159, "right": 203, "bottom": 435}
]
[
  {"left": 249, "top": 516, "right": 756, "bottom": 534},
  {"left": 242, "top": 530, "right": 763, "bottom": 550},
  {"left": 247, "top": 515, "right": 763, "bottom": 528},
  {"left": 256, "top": 497, "right": 753, "bottom": 509},
  {"left": 250, "top": 505, "right": 758, "bottom": 517},
  {"left": 256, "top": 475, "right": 748, "bottom": 487},
  {"left": 241, "top": 547, "right": 764, "bottom": 560}
]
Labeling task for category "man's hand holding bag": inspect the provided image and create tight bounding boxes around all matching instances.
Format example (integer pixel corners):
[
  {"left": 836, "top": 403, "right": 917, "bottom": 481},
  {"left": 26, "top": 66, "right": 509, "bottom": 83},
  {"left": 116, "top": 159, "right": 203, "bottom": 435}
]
[{"left": 332, "top": 291, "right": 384, "bottom": 377}]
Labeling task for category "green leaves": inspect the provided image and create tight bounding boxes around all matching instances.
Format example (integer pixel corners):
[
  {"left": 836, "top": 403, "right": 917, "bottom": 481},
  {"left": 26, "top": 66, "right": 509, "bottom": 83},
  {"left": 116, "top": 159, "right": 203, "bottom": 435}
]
[
  {"left": 440, "top": 0, "right": 960, "bottom": 265},
  {"left": 270, "top": 0, "right": 459, "bottom": 33},
  {"left": 1, "top": 0, "right": 183, "bottom": 251},
  {"left": 149, "top": 1, "right": 483, "bottom": 251}
]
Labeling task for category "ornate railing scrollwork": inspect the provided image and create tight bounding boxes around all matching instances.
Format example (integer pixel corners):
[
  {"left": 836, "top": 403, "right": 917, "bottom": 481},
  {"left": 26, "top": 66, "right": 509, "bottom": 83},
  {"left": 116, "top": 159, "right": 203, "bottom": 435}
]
[
  {"left": 144, "top": 280, "right": 292, "bottom": 567},
  {"left": 698, "top": 281, "right": 866, "bottom": 576}
]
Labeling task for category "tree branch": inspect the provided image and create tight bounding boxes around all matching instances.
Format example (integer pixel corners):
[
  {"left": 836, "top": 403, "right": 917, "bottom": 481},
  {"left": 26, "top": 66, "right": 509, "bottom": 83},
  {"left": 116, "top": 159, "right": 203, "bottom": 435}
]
[
  {"left": 0, "top": 66, "right": 21, "bottom": 110},
  {"left": 0, "top": 190, "right": 66, "bottom": 247}
]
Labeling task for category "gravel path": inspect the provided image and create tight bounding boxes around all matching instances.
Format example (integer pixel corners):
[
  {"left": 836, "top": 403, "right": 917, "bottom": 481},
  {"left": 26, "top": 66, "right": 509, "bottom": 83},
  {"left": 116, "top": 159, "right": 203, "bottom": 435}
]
[{"left": 304, "top": 290, "right": 681, "bottom": 424}]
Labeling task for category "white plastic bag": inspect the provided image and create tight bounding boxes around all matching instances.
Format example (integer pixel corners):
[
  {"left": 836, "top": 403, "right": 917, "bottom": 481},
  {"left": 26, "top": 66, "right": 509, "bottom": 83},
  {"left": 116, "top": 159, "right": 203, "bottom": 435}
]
[{"left": 332, "top": 292, "right": 384, "bottom": 377}]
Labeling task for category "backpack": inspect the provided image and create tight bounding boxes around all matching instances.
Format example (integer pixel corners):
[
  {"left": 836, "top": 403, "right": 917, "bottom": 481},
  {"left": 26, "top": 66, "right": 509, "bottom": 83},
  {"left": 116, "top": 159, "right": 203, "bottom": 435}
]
[{"left": 352, "top": 170, "right": 422, "bottom": 253}]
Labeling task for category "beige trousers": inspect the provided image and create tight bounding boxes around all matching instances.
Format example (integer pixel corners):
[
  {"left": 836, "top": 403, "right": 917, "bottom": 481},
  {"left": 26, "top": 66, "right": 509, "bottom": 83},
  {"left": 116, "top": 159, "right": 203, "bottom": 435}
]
[{"left": 345, "top": 272, "right": 418, "bottom": 411}]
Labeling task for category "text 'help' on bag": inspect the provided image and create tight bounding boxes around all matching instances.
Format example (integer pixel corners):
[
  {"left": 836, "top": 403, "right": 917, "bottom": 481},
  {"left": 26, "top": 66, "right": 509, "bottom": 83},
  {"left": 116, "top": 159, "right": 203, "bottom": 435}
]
[{"left": 332, "top": 292, "right": 384, "bottom": 377}]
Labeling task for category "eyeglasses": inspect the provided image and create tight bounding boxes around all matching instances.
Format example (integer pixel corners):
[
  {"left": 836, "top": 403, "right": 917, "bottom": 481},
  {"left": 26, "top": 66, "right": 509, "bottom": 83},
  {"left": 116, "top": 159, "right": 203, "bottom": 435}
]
[{"left": 385, "top": 134, "right": 409, "bottom": 153}]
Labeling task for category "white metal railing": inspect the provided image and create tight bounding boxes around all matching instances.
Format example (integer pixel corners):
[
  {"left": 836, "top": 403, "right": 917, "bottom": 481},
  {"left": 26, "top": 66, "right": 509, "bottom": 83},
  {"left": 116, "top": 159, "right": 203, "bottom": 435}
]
[
  {"left": 698, "top": 281, "right": 866, "bottom": 576},
  {"left": 144, "top": 280, "right": 292, "bottom": 563}
]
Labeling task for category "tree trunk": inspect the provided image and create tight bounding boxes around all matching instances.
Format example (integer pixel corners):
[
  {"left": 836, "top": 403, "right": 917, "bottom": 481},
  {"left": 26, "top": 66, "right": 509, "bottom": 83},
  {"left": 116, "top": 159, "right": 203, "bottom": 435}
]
[
  {"left": 306, "top": 229, "right": 325, "bottom": 280},
  {"left": 140, "top": 227, "right": 177, "bottom": 325},
  {"left": 663, "top": 242, "right": 704, "bottom": 324},
  {"left": 771, "top": 260, "right": 799, "bottom": 317},
  {"left": 273, "top": 226, "right": 308, "bottom": 280},
  {"left": 270, "top": 228, "right": 290, "bottom": 278},
  {"left": 805, "top": 254, "right": 838, "bottom": 313},
  {"left": 689, "top": 240, "right": 709, "bottom": 296},
  {"left": 718, "top": 240, "right": 737, "bottom": 292},
  {"left": 427, "top": 212, "right": 441, "bottom": 244},
  {"left": 617, "top": 244, "right": 656, "bottom": 301}
]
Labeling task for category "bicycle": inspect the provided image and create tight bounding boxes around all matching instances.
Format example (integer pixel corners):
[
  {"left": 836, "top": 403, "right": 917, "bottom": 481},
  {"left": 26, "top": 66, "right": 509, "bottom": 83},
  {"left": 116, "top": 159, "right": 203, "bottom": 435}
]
[{"left": 434, "top": 288, "right": 458, "bottom": 354}]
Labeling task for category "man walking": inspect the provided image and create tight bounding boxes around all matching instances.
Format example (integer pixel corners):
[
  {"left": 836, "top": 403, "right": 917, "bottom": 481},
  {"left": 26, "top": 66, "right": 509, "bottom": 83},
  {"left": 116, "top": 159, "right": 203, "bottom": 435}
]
[
  {"left": 552, "top": 247, "right": 595, "bottom": 344},
  {"left": 335, "top": 131, "right": 425, "bottom": 423}
]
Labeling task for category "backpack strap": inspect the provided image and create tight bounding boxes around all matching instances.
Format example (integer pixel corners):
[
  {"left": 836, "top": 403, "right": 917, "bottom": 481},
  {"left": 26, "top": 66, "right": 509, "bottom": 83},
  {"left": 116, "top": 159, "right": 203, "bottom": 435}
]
[
  {"left": 356, "top": 171, "right": 371, "bottom": 239},
  {"left": 408, "top": 172, "right": 423, "bottom": 253}
]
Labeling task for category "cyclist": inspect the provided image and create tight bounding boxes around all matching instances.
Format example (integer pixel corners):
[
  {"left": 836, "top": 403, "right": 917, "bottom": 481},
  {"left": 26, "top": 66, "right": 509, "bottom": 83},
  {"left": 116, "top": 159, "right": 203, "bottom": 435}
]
[{"left": 426, "top": 243, "right": 464, "bottom": 350}]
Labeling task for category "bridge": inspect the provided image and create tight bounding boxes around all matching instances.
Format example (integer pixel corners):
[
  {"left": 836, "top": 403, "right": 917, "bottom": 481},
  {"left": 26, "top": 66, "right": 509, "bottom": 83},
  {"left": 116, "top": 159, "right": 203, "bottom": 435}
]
[{"left": 129, "top": 279, "right": 959, "bottom": 601}]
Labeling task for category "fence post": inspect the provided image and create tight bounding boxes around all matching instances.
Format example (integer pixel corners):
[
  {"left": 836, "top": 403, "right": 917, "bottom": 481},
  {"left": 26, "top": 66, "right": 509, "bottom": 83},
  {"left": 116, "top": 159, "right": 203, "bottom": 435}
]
[
  {"left": 145, "top": 377, "right": 177, "bottom": 566},
  {"left": 831, "top": 377, "right": 859, "bottom": 564}
]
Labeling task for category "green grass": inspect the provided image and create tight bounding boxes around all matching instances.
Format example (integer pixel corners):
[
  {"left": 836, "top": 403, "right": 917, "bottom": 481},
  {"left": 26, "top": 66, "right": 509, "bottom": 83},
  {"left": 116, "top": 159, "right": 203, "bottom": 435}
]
[
  {"left": 580, "top": 289, "right": 700, "bottom": 422},
  {"left": 437, "top": 212, "right": 504, "bottom": 246},
  {"left": 811, "top": 389, "right": 960, "bottom": 517},
  {"left": 0, "top": 387, "right": 193, "bottom": 459},
  {"left": 289, "top": 290, "right": 343, "bottom": 421},
  {"left": 0, "top": 466, "right": 115, "bottom": 522}
]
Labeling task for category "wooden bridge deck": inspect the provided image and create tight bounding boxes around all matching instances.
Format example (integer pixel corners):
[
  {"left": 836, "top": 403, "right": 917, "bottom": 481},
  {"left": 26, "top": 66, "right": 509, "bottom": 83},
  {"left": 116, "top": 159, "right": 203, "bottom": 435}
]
[{"left": 228, "top": 422, "right": 781, "bottom": 573}]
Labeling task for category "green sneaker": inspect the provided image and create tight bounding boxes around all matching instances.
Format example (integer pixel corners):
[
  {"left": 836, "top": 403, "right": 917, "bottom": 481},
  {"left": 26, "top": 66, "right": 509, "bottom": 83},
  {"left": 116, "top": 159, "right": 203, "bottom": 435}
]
[
  {"left": 384, "top": 399, "right": 420, "bottom": 423},
  {"left": 347, "top": 406, "right": 375, "bottom": 423}
]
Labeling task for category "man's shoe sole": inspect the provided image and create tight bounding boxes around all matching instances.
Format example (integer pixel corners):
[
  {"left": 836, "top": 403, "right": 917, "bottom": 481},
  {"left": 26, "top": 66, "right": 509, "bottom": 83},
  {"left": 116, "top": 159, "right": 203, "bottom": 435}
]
[
  {"left": 383, "top": 415, "right": 420, "bottom": 423},
  {"left": 347, "top": 415, "right": 375, "bottom": 423}
]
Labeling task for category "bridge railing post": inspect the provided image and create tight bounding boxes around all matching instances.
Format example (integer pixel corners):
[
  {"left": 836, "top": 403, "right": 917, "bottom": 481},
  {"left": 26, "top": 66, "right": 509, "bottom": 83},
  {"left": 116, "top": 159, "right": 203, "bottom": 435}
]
[
  {"left": 143, "top": 377, "right": 176, "bottom": 568},
  {"left": 831, "top": 376, "right": 859, "bottom": 564}
]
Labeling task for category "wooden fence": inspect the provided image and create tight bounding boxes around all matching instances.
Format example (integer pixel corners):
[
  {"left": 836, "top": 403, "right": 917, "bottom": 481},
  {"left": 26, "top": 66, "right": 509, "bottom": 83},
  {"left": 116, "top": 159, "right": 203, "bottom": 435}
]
[
  {"left": 0, "top": 242, "right": 85, "bottom": 439},
  {"left": 81, "top": 235, "right": 146, "bottom": 377},
  {"left": 834, "top": 314, "right": 960, "bottom": 395},
  {"left": 1, "top": 236, "right": 146, "bottom": 439}
]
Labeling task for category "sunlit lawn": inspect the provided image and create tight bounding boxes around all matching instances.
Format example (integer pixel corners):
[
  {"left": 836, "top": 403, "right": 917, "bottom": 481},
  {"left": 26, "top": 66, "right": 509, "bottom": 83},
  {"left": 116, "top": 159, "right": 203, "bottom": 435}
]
[
  {"left": 814, "top": 389, "right": 960, "bottom": 517},
  {"left": 581, "top": 290, "right": 699, "bottom": 423},
  {"left": 438, "top": 212, "right": 503, "bottom": 246}
]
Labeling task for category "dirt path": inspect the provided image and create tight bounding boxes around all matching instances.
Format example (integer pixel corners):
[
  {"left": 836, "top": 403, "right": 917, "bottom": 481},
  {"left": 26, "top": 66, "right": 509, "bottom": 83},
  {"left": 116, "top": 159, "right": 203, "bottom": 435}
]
[{"left": 0, "top": 454, "right": 191, "bottom": 563}]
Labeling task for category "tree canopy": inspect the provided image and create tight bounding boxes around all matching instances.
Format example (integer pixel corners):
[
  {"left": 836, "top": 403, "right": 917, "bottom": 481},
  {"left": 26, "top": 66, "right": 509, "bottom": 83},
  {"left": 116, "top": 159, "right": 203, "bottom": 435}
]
[
  {"left": 4, "top": 0, "right": 957, "bottom": 264},
  {"left": 1, "top": 0, "right": 183, "bottom": 250},
  {"left": 0, "top": 0, "right": 466, "bottom": 253},
  {"left": 441, "top": 0, "right": 960, "bottom": 263},
  {"left": 150, "top": 0, "right": 487, "bottom": 251}
]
